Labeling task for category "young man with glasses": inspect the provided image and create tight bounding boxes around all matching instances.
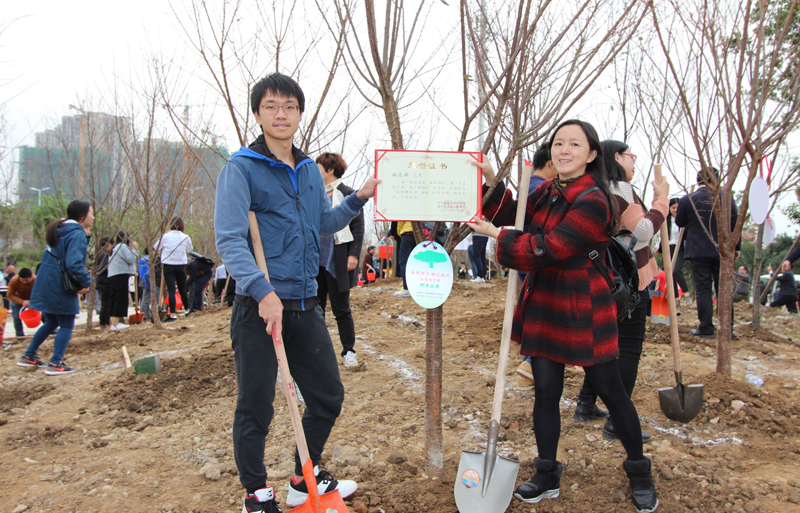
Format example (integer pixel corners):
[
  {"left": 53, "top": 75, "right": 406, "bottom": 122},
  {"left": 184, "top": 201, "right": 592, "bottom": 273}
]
[{"left": 215, "top": 73, "right": 380, "bottom": 513}]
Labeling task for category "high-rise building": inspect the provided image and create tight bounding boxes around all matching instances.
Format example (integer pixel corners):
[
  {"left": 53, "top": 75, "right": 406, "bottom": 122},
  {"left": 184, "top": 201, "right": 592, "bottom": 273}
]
[{"left": 18, "top": 112, "right": 132, "bottom": 206}]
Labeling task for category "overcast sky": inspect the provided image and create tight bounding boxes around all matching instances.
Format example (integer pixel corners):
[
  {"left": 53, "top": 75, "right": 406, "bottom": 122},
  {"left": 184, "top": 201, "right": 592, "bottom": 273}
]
[{"left": 2, "top": 1, "right": 797, "bottom": 238}]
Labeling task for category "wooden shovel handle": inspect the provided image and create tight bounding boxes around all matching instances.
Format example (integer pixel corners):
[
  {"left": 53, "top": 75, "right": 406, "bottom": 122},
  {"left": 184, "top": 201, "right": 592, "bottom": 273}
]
[
  {"left": 248, "top": 211, "right": 310, "bottom": 464},
  {"left": 654, "top": 164, "right": 682, "bottom": 375},
  {"left": 490, "top": 163, "right": 533, "bottom": 423}
]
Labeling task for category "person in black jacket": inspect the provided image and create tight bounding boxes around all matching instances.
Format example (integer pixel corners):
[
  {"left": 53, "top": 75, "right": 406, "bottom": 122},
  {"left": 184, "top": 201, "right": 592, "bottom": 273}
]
[
  {"left": 315, "top": 152, "right": 365, "bottom": 369},
  {"left": 95, "top": 237, "right": 114, "bottom": 327},
  {"left": 675, "top": 168, "right": 740, "bottom": 338},
  {"left": 186, "top": 253, "right": 214, "bottom": 313}
]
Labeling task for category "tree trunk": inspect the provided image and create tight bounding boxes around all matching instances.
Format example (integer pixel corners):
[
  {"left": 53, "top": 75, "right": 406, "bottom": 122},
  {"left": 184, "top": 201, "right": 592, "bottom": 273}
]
[
  {"left": 424, "top": 306, "right": 444, "bottom": 478},
  {"left": 752, "top": 223, "right": 765, "bottom": 326},
  {"left": 716, "top": 255, "right": 735, "bottom": 375}
]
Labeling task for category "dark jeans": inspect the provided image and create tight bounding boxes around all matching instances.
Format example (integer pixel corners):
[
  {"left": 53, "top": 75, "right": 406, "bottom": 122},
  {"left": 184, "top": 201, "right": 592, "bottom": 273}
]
[
  {"left": 24, "top": 313, "right": 75, "bottom": 365},
  {"left": 191, "top": 274, "right": 212, "bottom": 311},
  {"left": 163, "top": 264, "right": 189, "bottom": 314},
  {"left": 97, "top": 280, "right": 111, "bottom": 326},
  {"left": 689, "top": 257, "right": 720, "bottom": 335},
  {"left": 398, "top": 233, "right": 416, "bottom": 290},
  {"left": 11, "top": 302, "right": 24, "bottom": 337},
  {"left": 316, "top": 268, "right": 355, "bottom": 356},
  {"left": 230, "top": 302, "right": 344, "bottom": 490},
  {"left": 580, "top": 293, "right": 650, "bottom": 401},
  {"left": 670, "top": 244, "right": 690, "bottom": 297},
  {"left": 531, "top": 357, "right": 643, "bottom": 461},
  {"left": 771, "top": 294, "right": 798, "bottom": 313},
  {"left": 470, "top": 236, "right": 488, "bottom": 279}
]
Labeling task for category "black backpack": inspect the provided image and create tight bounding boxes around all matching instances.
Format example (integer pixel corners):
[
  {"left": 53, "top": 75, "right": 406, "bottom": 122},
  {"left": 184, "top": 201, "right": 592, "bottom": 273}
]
[{"left": 575, "top": 187, "right": 641, "bottom": 322}]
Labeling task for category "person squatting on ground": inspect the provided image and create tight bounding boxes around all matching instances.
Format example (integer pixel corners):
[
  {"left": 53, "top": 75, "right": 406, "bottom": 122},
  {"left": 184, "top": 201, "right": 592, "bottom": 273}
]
[
  {"left": 108, "top": 232, "right": 139, "bottom": 331},
  {"left": 666, "top": 198, "right": 692, "bottom": 305},
  {"left": 468, "top": 120, "right": 658, "bottom": 513},
  {"left": 156, "top": 217, "right": 193, "bottom": 322},
  {"left": 771, "top": 260, "right": 798, "bottom": 313},
  {"left": 315, "top": 152, "right": 365, "bottom": 369},
  {"left": 7, "top": 268, "right": 35, "bottom": 337},
  {"left": 572, "top": 140, "right": 668, "bottom": 445},
  {"left": 361, "top": 246, "right": 376, "bottom": 285},
  {"left": 215, "top": 72, "right": 380, "bottom": 513},
  {"left": 18, "top": 200, "right": 94, "bottom": 375},
  {"left": 675, "top": 168, "right": 740, "bottom": 339}
]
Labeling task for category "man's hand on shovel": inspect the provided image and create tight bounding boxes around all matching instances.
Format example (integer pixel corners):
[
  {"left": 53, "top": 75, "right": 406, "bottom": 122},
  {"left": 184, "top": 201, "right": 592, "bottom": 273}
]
[{"left": 258, "top": 291, "right": 284, "bottom": 344}]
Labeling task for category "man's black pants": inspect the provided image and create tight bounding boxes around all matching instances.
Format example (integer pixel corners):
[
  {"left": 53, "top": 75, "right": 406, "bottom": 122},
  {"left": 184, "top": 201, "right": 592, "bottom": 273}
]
[
  {"left": 690, "top": 257, "right": 720, "bottom": 335},
  {"left": 231, "top": 301, "right": 344, "bottom": 491}
]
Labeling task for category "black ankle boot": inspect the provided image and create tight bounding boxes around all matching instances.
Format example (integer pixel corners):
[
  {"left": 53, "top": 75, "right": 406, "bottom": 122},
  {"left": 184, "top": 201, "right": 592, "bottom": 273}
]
[
  {"left": 574, "top": 392, "right": 609, "bottom": 422},
  {"left": 514, "top": 457, "right": 564, "bottom": 504},
  {"left": 623, "top": 457, "right": 658, "bottom": 512},
  {"left": 602, "top": 417, "right": 653, "bottom": 443}
]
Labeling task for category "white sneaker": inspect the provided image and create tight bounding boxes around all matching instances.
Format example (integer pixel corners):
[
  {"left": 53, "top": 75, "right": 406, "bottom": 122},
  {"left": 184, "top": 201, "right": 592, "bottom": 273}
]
[
  {"left": 470, "top": 277, "right": 485, "bottom": 283},
  {"left": 111, "top": 323, "right": 130, "bottom": 331},
  {"left": 286, "top": 467, "right": 358, "bottom": 507},
  {"left": 343, "top": 352, "right": 359, "bottom": 368}
]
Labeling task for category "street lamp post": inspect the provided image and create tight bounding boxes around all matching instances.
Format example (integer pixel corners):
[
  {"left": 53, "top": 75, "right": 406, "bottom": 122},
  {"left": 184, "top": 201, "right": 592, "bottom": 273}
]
[
  {"left": 184, "top": 186, "right": 204, "bottom": 215},
  {"left": 29, "top": 187, "right": 51, "bottom": 206}
]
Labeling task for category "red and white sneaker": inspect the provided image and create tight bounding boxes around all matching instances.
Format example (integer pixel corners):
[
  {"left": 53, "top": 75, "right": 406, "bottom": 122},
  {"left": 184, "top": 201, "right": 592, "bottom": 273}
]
[{"left": 242, "top": 487, "right": 282, "bottom": 513}]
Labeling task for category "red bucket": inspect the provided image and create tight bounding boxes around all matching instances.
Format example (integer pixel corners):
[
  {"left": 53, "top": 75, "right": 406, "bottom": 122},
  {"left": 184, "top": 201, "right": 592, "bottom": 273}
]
[
  {"left": 20, "top": 308, "right": 42, "bottom": 329},
  {"left": 367, "top": 270, "right": 376, "bottom": 282},
  {"left": 378, "top": 243, "right": 393, "bottom": 260},
  {"left": 164, "top": 294, "right": 184, "bottom": 311}
]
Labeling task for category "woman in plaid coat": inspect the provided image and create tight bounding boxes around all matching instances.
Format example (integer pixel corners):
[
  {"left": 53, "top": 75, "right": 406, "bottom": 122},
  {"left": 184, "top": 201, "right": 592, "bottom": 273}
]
[{"left": 469, "top": 120, "right": 658, "bottom": 513}]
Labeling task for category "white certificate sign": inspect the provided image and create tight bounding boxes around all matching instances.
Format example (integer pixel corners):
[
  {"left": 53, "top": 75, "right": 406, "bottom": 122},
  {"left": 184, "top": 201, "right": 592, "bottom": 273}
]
[
  {"left": 374, "top": 150, "right": 483, "bottom": 222},
  {"left": 406, "top": 241, "right": 454, "bottom": 309}
]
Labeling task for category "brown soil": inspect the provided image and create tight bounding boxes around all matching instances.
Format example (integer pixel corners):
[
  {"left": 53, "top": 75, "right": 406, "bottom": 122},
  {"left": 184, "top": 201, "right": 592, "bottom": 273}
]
[{"left": 1, "top": 279, "right": 799, "bottom": 513}]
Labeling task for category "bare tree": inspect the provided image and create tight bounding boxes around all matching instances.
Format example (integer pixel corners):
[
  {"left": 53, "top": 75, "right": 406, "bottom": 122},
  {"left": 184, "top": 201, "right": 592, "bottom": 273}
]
[{"left": 651, "top": 0, "right": 800, "bottom": 374}]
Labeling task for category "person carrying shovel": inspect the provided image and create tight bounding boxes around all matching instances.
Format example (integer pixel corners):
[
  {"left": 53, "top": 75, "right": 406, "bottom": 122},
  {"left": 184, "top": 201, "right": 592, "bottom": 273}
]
[
  {"left": 215, "top": 72, "right": 380, "bottom": 513},
  {"left": 469, "top": 120, "right": 658, "bottom": 513}
]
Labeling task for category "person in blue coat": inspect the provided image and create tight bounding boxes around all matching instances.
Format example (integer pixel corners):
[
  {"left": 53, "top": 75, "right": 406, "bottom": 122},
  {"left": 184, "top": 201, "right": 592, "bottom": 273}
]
[
  {"left": 18, "top": 200, "right": 94, "bottom": 375},
  {"left": 215, "top": 73, "right": 380, "bottom": 512}
]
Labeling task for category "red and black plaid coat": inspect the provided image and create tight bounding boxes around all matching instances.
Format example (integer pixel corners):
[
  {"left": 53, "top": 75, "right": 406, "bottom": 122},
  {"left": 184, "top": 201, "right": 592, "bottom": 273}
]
[{"left": 483, "top": 173, "right": 618, "bottom": 366}]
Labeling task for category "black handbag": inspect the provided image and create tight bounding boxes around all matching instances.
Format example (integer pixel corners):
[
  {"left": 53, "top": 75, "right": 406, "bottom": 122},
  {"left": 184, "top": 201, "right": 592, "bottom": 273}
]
[{"left": 49, "top": 248, "right": 83, "bottom": 293}]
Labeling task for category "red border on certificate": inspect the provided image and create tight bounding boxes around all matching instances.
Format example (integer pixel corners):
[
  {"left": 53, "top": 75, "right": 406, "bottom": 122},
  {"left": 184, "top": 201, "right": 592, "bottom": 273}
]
[{"left": 374, "top": 150, "right": 483, "bottom": 223}]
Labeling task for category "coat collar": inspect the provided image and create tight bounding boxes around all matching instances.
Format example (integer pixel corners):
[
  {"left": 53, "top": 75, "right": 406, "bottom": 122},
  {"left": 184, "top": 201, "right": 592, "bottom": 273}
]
[{"left": 557, "top": 173, "right": 602, "bottom": 203}]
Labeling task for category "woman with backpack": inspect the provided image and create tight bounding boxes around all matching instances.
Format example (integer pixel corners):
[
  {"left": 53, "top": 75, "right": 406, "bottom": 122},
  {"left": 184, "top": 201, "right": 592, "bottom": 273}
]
[
  {"left": 19, "top": 200, "right": 94, "bottom": 375},
  {"left": 469, "top": 121, "right": 659, "bottom": 513},
  {"left": 571, "top": 140, "right": 668, "bottom": 446}
]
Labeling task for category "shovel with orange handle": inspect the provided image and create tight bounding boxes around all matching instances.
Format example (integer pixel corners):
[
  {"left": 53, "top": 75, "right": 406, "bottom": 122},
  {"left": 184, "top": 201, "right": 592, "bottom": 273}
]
[{"left": 248, "top": 211, "right": 350, "bottom": 513}]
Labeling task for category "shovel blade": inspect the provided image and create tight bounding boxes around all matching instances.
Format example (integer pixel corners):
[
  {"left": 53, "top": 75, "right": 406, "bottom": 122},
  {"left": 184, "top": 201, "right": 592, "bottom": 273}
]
[
  {"left": 455, "top": 450, "right": 519, "bottom": 513},
  {"left": 129, "top": 313, "right": 144, "bottom": 325},
  {"left": 659, "top": 383, "right": 704, "bottom": 423},
  {"left": 288, "top": 491, "right": 349, "bottom": 513}
]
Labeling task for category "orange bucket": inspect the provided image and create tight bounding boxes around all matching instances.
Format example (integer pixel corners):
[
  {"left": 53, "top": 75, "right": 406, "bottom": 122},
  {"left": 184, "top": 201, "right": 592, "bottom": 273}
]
[{"left": 20, "top": 308, "right": 42, "bottom": 329}]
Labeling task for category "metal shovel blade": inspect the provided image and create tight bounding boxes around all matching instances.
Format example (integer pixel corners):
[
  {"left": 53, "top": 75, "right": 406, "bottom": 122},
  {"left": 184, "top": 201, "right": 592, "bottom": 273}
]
[
  {"left": 455, "top": 450, "right": 519, "bottom": 513},
  {"left": 658, "top": 382, "right": 704, "bottom": 423}
]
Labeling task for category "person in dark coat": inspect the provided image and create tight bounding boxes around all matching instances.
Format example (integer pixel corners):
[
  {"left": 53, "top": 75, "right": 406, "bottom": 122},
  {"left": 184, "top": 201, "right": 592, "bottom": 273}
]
[
  {"left": 468, "top": 120, "right": 657, "bottom": 512},
  {"left": 675, "top": 167, "right": 740, "bottom": 338},
  {"left": 18, "top": 200, "right": 94, "bottom": 375},
  {"left": 315, "top": 152, "right": 366, "bottom": 368},
  {"left": 95, "top": 237, "right": 114, "bottom": 326}
]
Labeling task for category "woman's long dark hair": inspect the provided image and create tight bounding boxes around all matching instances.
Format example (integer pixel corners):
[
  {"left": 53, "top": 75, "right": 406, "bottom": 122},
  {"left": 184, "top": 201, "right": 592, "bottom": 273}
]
[
  {"left": 547, "top": 120, "right": 619, "bottom": 230},
  {"left": 601, "top": 140, "right": 629, "bottom": 184},
  {"left": 45, "top": 200, "right": 91, "bottom": 247},
  {"left": 667, "top": 197, "right": 679, "bottom": 237}
]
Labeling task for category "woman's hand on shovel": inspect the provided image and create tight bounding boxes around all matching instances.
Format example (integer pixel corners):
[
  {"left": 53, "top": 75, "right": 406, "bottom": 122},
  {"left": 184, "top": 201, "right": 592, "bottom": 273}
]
[{"left": 259, "top": 291, "right": 283, "bottom": 343}]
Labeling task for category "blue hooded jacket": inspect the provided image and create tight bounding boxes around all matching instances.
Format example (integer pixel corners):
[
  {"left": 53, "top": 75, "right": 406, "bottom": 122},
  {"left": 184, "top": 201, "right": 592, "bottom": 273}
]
[
  {"left": 214, "top": 138, "right": 366, "bottom": 304},
  {"left": 29, "top": 221, "right": 92, "bottom": 315}
]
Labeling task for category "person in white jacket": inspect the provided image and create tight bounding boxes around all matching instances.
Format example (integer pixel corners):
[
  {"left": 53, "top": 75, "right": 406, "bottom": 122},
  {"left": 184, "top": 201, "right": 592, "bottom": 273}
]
[{"left": 155, "top": 217, "right": 193, "bottom": 321}]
